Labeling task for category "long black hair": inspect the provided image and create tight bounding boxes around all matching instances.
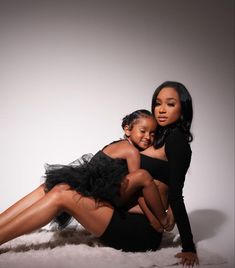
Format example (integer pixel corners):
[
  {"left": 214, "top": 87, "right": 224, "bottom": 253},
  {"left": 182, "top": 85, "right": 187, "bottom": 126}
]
[{"left": 151, "top": 81, "right": 193, "bottom": 148}]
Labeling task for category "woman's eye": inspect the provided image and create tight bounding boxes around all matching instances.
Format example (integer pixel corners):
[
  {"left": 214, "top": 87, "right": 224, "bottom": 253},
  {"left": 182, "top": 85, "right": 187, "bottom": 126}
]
[
  {"left": 155, "top": 102, "right": 161, "bottom": 106},
  {"left": 168, "top": 103, "right": 175, "bottom": 107}
]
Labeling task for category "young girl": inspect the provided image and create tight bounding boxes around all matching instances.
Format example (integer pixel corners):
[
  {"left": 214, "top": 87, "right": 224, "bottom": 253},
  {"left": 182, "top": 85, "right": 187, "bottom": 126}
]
[{"left": 44, "top": 109, "right": 170, "bottom": 231}]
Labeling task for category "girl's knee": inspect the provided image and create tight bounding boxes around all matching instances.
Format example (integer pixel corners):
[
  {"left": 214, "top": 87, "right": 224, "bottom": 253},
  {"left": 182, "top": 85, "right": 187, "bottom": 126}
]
[
  {"left": 134, "top": 169, "right": 152, "bottom": 179},
  {"left": 138, "top": 169, "right": 153, "bottom": 184},
  {"left": 127, "top": 169, "right": 153, "bottom": 187}
]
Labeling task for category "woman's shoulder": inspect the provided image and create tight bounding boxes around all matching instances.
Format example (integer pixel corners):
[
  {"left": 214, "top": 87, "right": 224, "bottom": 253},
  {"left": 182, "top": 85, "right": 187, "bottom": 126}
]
[
  {"left": 165, "top": 128, "right": 191, "bottom": 155},
  {"left": 166, "top": 128, "right": 189, "bottom": 144},
  {"left": 164, "top": 128, "right": 192, "bottom": 169}
]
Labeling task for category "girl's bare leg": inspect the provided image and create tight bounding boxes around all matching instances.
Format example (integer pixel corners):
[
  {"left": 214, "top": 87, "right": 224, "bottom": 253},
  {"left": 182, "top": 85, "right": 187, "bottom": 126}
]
[
  {"left": 119, "top": 169, "right": 168, "bottom": 229},
  {"left": 0, "top": 184, "right": 46, "bottom": 228},
  {"left": 154, "top": 180, "right": 168, "bottom": 209},
  {"left": 155, "top": 180, "right": 175, "bottom": 231},
  {"left": 0, "top": 184, "right": 113, "bottom": 246}
]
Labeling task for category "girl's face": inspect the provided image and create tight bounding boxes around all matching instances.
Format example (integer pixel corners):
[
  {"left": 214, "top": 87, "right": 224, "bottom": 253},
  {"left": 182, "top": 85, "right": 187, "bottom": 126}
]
[
  {"left": 124, "top": 117, "right": 157, "bottom": 150},
  {"left": 154, "top": 87, "right": 181, "bottom": 127}
]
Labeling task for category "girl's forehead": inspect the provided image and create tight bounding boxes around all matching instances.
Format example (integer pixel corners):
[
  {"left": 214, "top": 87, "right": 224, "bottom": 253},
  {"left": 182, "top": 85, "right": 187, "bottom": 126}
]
[{"left": 135, "top": 116, "right": 156, "bottom": 125}]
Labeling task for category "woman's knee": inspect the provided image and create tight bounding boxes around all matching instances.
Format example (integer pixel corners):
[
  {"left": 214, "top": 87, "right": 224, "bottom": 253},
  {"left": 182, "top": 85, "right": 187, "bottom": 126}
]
[
  {"left": 52, "top": 183, "right": 71, "bottom": 191},
  {"left": 48, "top": 183, "right": 72, "bottom": 206}
]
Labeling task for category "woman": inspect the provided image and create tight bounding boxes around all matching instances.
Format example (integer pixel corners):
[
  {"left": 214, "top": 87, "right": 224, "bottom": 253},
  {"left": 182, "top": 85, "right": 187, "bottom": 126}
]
[
  {"left": 140, "top": 81, "right": 199, "bottom": 266},
  {"left": 0, "top": 81, "right": 199, "bottom": 266}
]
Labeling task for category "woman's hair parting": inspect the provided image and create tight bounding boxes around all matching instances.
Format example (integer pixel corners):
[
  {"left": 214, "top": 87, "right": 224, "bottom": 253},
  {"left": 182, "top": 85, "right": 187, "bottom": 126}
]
[
  {"left": 151, "top": 81, "right": 193, "bottom": 148},
  {"left": 122, "top": 109, "right": 153, "bottom": 131}
]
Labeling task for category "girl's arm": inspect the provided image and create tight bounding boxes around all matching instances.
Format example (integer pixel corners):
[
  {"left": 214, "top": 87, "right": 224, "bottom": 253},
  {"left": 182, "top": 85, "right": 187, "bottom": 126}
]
[
  {"left": 133, "top": 196, "right": 163, "bottom": 232},
  {"left": 103, "top": 141, "right": 140, "bottom": 172},
  {"left": 124, "top": 146, "right": 141, "bottom": 172}
]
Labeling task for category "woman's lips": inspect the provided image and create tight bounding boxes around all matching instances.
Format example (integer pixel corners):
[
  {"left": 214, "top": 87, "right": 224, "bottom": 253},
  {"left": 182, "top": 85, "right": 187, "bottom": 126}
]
[{"left": 158, "top": 117, "right": 167, "bottom": 122}]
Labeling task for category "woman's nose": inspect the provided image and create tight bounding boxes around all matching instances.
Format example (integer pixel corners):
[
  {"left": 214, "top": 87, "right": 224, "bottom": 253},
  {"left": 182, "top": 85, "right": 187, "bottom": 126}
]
[{"left": 159, "top": 104, "right": 166, "bottom": 113}]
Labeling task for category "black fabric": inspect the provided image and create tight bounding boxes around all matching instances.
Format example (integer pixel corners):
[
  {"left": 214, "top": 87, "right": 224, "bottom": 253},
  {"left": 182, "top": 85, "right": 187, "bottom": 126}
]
[
  {"left": 44, "top": 150, "right": 128, "bottom": 227},
  {"left": 140, "top": 128, "right": 196, "bottom": 253},
  {"left": 165, "top": 129, "right": 195, "bottom": 253},
  {"left": 45, "top": 151, "right": 128, "bottom": 205},
  {"left": 99, "top": 210, "right": 162, "bottom": 252},
  {"left": 140, "top": 154, "right": 169, "bottom": 184}
]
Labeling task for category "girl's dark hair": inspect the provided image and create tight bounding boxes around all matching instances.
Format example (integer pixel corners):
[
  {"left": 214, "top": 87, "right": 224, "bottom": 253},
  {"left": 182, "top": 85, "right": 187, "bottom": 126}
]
[
  {"left": 151, "top": 81, "right": 193, "bottom": 148},
  {"left": 122, "top": 109, "right": 153, "bottom": 132}
]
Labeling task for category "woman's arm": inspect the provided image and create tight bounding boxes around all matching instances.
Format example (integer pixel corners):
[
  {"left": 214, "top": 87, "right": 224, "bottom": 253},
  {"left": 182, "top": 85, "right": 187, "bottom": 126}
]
[
  {"left": 165, "top": 130, "right": 196, "bottom": 253},
  {"left": 165, "top": 130, "right": 199, "bottom": 266}
]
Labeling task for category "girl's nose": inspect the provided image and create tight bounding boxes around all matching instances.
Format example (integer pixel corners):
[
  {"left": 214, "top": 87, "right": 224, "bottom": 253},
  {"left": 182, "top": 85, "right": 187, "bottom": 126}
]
[{"left": 145, "top": 133, "right": 150, "bottom": 140}]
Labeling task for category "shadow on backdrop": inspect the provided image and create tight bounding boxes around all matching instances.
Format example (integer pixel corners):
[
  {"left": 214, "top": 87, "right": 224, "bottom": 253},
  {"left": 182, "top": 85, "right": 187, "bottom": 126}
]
[{"left": 188, "top": 209, "right": 227, "bottom": 243}]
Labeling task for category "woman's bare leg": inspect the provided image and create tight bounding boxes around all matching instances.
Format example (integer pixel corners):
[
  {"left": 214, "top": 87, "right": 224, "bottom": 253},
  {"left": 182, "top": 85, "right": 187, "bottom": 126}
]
[
  {"left": 0, "top": 184, "right": 46, "bottom": 228},
  {"left": 0, "top": 184, "right": 113, "bottom": 246},
  {"left": 119, "top": 169, "right": 168, "bottom": 228}
]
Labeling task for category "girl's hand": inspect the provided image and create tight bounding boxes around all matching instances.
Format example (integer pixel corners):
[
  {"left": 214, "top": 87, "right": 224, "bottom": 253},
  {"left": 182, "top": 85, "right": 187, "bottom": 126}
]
[
  {"left": 175, "top": 252, "right": 199, "bottom": 267},
  {"left": 163, "top": 210, "right": 175, "bottom": 232},
  {"left": 150, "top": 218, "right": 164, "bottom": 233}
]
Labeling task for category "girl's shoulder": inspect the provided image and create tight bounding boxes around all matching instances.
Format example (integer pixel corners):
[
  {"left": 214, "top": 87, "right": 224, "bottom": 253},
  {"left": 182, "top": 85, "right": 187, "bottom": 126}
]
[
  {"left": 113, "top": 139, "right": 139, "bottom": 154},
  {"left": 103, "top": 139, "right": 139, "bottom": 159}
]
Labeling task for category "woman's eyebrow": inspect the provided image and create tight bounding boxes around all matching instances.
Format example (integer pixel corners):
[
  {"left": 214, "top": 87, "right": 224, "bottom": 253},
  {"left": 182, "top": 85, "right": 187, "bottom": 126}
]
[{"left": 156, "top": 97, "right": 177, "bottom": 101}]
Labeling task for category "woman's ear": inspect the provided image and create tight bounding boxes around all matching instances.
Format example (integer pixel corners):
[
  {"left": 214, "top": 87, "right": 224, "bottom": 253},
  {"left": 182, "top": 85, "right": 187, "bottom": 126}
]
[{"left": 124, "top": 125, "right": 131, "bottom": 137}]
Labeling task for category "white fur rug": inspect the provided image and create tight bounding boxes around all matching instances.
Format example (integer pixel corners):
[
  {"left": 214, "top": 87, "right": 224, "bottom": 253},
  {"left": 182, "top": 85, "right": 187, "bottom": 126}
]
[{"left": 0, "top": 222, "right": 227, "bottom": 268}]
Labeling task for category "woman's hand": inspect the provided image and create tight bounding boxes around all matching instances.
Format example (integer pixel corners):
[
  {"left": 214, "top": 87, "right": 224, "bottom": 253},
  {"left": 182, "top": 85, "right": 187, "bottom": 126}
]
[{"left": 175, "top": 252, "right": 199, "bottom": 267}]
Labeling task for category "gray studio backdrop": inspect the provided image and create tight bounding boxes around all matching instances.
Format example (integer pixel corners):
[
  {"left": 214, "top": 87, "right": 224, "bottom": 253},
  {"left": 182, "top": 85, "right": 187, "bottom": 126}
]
[{"left": 0, "top": 0, "right": 234, "bottom": 266}]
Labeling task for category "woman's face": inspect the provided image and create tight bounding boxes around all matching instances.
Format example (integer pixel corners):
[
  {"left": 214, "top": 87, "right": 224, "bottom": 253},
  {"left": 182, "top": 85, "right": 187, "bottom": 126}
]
[{"left": 154, "top": 87, "right": 181, "bottom": 127}]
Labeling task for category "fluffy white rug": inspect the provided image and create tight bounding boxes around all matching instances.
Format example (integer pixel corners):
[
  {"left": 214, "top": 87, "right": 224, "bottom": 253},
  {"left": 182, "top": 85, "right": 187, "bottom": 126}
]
[{"left": 0, "top": 222, "right": 227, "bottom": 268}]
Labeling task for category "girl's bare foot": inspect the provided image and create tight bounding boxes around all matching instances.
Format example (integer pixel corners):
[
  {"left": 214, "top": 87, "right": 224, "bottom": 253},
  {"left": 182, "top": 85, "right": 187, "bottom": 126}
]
[
  {"left": 164, "top": 208, "right": 175, "bottom": 232},
  {"left": 150, "top": 218, "right": 164, "bottom": 233}
]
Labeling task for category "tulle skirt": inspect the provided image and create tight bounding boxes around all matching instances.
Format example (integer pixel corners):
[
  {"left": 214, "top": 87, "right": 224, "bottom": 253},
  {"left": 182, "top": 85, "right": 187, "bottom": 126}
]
[{"left": 43, "top": 150, "right": 128, "bottom": 228}]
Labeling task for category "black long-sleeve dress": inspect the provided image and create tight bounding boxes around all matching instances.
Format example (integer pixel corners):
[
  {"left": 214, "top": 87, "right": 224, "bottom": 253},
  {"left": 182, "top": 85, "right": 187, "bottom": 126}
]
[{"left": 141, "top": 128, "right": 196, "bottom": 252}]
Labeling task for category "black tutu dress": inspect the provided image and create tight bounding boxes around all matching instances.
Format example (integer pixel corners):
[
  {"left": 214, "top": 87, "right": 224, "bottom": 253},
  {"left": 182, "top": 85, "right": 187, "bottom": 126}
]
[{"left": 44, "top": 149, "right": 128, "bottom": 228}]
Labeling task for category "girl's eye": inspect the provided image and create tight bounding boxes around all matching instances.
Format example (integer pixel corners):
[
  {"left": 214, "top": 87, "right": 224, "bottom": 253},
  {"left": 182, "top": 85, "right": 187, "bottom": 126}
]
[{"left": 140, "top": 130, "right": 145, "bottom": 133}]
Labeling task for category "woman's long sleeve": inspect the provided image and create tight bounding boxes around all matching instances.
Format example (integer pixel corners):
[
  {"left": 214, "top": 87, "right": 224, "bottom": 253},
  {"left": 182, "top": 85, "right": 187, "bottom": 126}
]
[{"left": 165, "top": 130, "right": 196, "bottom": 253}]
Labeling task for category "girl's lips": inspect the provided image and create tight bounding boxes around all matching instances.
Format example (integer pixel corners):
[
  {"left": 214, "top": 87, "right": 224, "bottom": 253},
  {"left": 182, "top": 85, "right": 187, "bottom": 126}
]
[{"left": 140, "top": 140, "right": 150, "bottom": 147}]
